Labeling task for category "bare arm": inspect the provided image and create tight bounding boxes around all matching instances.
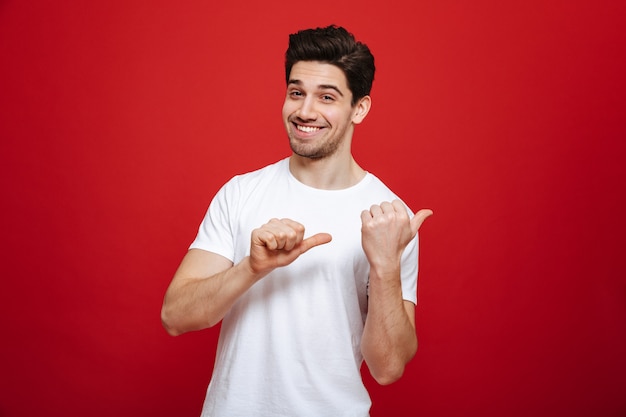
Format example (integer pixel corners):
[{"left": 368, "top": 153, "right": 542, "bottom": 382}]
[
  {"left": 161, "top": 219, "right": 332, "bottom": 336},
  {"left": 360, "top": 200, "right": 432, "bottom": 385},
  {"left": 161, "top": 249, "right": 256, "bottom": 335}
]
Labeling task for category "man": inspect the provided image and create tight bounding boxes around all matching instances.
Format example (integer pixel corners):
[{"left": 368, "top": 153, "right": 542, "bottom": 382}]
[{"left": 161, "top": 25, "right": 432, "bottom": 417}]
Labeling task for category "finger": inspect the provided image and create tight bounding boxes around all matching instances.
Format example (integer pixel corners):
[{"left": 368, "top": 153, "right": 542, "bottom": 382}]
[
  {"left": 369, "top": 204, "right": 383, "bottom": 217},
  {"left": 360, "top": 209, "right": 376, "bottom": 225},
  {"left": 379, "top": 201, "right": 394, "bottom": 213},
  {"left": 277, "top": 218, "right": 305, "bottom": 234},
  {"left": 410, "top": 209, "right": 434, "bottom": 235},
  {"left": 278, "top": 219, "right": 305, "bottom": 251},
  {"left": 254, "top": 229, "right": 279, "bottom": 250},
  {"left": 298, "top": 233, "right": 332, "bottom": 254},
  {"left": 390, "top": 199, "right": 413, "bottom": 223},
  {"left": 391, "top": 199, "right": 408, "bottom": 214},
  {"left": 256, "top": 226, "right": 295, "bottom": 251},
  {"left": 262, "top": 219, "right": 304, "bottom": 251}
]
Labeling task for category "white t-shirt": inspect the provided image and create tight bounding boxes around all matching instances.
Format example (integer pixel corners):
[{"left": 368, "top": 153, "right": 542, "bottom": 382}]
[{"left": 190, "top": 158, "right": 419, "bottom": 417}]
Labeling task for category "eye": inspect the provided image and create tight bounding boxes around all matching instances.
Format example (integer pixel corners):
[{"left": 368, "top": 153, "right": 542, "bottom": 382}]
[
  {"left": 321, "top": 94, "right": 334, "bottom": 102},
  {"left": 289, "top": 90, "right": 303, "bottom": 98}
]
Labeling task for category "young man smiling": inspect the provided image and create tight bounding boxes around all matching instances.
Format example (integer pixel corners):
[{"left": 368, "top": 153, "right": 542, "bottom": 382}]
[{"left": 161, "top": 25, "right": 432, "bottom": 417}]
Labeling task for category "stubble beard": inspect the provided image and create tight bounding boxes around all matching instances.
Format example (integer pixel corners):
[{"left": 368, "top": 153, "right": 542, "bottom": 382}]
[
  {"left": 287, "top": 122, "right": 347, "bottom": 160},
  {"left": 289, "top": 136, "right": 341, "bottom": 160}
]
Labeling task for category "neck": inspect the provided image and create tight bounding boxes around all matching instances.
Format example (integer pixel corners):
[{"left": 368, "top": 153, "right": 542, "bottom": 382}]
[{"left": 289, "top": 153, "right": 366, "bottom": 190}]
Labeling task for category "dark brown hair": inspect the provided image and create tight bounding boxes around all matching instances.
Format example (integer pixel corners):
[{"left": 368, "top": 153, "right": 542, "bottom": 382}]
[{"left": 285, "top": 25, "right": 375, "bottom": 105}]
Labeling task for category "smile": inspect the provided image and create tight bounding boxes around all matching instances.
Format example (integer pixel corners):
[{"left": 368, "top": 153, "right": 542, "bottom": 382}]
[{"left": 296, "top": 124, "right": 321, "bottom": 133}]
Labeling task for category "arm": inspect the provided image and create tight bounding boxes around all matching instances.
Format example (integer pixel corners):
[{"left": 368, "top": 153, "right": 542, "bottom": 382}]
[
  {"left": 161, "top": 218, "right": 332, "bottom": 336},
  {"left": 161, "top": 249, "right": 255, "bottom": 335},
  {"left": 360, "top": 200, "right": 432, "bottom": 385}
]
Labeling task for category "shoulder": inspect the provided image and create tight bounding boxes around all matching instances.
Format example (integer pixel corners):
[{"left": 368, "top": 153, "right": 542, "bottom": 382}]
[
  {"left": 227, "top": 158, "right": 288, "bottom": 187},
  {"left": 218, "top": 158, "right": 288, "bottom": 195},
  {"left": 362, "top": 172, "right": 414, "bottom": 213},
  {"left": 216, "top": 158, "right": 290, "bottom": 209},
  {"left": 362, "top": 172, "right": 400, "bottom": 198}
]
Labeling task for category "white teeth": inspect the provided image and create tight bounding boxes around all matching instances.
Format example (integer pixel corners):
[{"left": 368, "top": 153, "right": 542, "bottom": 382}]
[{"left": 296, "top": 125, "right": 320, "bottom": 133}]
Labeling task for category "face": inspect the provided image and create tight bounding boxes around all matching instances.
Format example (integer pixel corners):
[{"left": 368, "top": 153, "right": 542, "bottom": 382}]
[{"left": 282, "top": 61, "right": 370, "bottom": 160}]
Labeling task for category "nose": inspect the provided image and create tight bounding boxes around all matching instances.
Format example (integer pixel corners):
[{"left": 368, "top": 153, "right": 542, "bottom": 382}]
[{"left": 296, "top": 97, "right": 317, "bottom": 121}]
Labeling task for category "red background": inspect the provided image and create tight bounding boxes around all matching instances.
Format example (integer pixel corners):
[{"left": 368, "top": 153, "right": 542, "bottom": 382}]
[{"left": 1, "top": 1, "right": 625, "bottom": 416}]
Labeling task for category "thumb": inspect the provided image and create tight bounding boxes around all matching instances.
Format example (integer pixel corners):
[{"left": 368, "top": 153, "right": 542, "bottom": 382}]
[
  {"left": 299, "top": 233, "right": 332, "bottom": 254},
  {"left": 410, "top": 209, "right": 434, "bottom": 235}
]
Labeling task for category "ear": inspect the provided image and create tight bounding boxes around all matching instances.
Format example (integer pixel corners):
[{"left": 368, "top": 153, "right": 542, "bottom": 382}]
[{"left": 352, "top": 95, "right": 371, "bottom": 125}]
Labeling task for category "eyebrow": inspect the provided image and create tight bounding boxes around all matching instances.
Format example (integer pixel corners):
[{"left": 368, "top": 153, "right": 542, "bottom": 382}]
[{"left": 288, "top": 79, "right": 344, "bottom": 97}]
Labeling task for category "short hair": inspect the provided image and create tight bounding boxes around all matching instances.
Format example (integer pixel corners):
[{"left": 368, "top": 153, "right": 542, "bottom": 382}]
[{"left": 285, "top": 25, "right": 375, "bottom": 105}]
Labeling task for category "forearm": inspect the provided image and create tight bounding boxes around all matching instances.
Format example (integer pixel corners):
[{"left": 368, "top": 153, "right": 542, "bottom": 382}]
[
  {"left": 162, "top": 221, "right": 332, "bottom": 336},
  {"left": 361, "top": 267, "right": 417, "bottom": 385},
  {"left": 161, "top": 256, "right": 262, "bottom": 336}
]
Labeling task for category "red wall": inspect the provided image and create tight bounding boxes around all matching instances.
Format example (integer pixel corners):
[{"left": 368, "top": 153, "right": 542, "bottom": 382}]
[{"left": 1, "top": 1, "right": 625, "bottom": 416}]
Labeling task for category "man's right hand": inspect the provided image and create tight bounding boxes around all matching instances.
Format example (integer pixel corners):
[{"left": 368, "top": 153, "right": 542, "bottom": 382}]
[{"left": 248, "top": 218, "right": 332, "bottom": 275}]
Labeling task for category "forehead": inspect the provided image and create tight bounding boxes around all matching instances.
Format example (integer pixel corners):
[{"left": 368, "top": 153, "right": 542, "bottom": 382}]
[{"left": 288, "top": 61, "right": 349, "bottom": 90}]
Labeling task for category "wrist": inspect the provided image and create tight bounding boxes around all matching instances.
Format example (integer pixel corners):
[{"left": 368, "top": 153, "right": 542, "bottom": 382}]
[
  {"left": 240, "top": 256, "right": 268, "bottom": 282},
  {"left": 368, "top": 264, "right": 401, "bottom": 282}
]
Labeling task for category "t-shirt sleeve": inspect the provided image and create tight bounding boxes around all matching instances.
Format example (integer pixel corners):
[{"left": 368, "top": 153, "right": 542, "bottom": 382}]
[
  {"left": 400, "top": 225, "right": 420, "bottom": 305},
  {"left": 189, "top": 179, "right": 237, "bottom": 262}
]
